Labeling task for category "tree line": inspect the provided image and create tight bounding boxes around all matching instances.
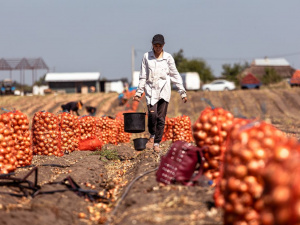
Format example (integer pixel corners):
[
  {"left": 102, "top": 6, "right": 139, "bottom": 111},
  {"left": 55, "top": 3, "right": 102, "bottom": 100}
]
[{"left": 172, "top": 49, "right": 282, "bottom": 85}]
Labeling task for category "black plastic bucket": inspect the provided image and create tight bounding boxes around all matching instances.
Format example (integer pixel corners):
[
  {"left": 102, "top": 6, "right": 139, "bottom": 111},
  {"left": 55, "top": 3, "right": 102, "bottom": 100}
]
[
  {"left": 133, "top": 138, "right": 148, "bottom": 150},
  {"left": 123, "top": 112, "right": 146, "bottom": 133}
]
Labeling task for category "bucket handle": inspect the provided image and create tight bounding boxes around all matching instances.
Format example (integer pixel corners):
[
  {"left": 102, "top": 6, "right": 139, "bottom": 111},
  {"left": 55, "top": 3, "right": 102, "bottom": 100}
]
[{"left": 132, "top": 98, "right": 147, "bottom": 114}]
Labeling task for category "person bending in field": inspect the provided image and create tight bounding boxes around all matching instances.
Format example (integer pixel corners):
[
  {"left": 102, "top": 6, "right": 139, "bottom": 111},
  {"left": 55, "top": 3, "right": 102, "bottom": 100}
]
[
  {"left": 86, "top": 106, "right": 97, "bottom": 116},
  {"left": 61, "top": 101, "right": 83, "bottom": 116}
]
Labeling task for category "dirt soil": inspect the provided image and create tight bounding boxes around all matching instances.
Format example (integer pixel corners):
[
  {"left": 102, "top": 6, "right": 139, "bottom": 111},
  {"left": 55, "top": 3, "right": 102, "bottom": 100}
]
[{"left": 1, "top": 86, "right": 300, "bottom": 225}]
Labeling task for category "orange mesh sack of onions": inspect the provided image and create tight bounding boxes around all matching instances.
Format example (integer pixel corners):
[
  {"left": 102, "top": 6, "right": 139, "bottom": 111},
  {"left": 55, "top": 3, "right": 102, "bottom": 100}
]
[
  {"left": 32, "top": 111, "right": 63, "bottom": 157},
  {"left": 192, "top": 107, "right": 234, "bottom": 184},
  {"left": 78, "top": 115, "right": 102, "bottom": 151},
  {"left": 58, "top": 112, "right": 80, "bottom": 153},
  {"left": 217, "top": 120, "right": 288, "bottom": 225},
  {"left": 0, "top": 113, "right": 17, "bottom": 174},
  {"left": 161, "top": 116, "right": 174, "bottom": 142},
  {"left": 79, "top": 115, "right": 96, "bottom": 140},
  {"left": 260, "top": 139, "right": 300, "bottom": 225},
  {"left": 116, "top": 117, "right": 131, "bottom": 143},
  {"left": 172, "top": 115, "right": 194, "bottom": 143},
  {"left": 95, "top": 117, "right": 118, "bottom": 145},
  {"left": 4, "top": 110, "right": 32, "bottom": 168},
  {"left": 214, "top": 118, "right": 250, "bottom": 207}
]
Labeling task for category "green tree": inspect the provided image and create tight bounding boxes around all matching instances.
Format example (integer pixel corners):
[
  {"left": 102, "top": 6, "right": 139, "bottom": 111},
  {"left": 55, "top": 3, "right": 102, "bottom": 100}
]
[
  {"left": 261, "top": 68, "right": 282, "bottom": 85},
  {"left": 172, "top": 49, "right": 214, "bottom": 83},
  {"left": 221, "top": 62, "right": 249, "bottom": 84},
  {"left": 34, "top": 74, "right": 47, "bottom": 86},
  {"left": 173, "top": 49, "right": 185, "bottom": 66}
]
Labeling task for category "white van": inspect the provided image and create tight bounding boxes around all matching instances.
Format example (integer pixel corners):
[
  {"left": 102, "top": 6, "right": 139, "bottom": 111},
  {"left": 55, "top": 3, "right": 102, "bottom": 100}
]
[{"left": 180, "top": 72, "right": 201, "bottom": 90}]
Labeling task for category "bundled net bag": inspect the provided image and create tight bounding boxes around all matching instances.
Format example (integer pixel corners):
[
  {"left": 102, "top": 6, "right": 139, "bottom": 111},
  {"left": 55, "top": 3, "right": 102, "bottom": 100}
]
[
  {"left": 173, "top": 115, "right": 194, "bottom": 142},
  {"left": 260, "top": 140, "right": 300, "bottom": 225},
  {"left": 216, "top": 120, "right": 289, "bottom": 225},
  {"left": 161, "top": 117, "right": 174, "bottom": 142},
  {"left": 0, "top": 113, "right": 17, "bottom": 174},
  {"left": 79, "top": 116, "right": 96, "bottom": 140},
  {"left": 58, "top": 112, "right": 80, "bottom": 153},
  {"left": 114, "top": 111, "right": 132, "bottom": 143},
  {"left": 78, "top": 136, "right": 102, "bottom": 151},
  {"left": 78, "top": 116, "right": 101, "bottom": 151},
  {"left": 192, "top": 107, "right": 234, "bottom": 184},
  {"left": 5, "top": 110, "right": 32, "bottom": 167},
  {"left": 95, "top": 116, "right": 118, "bottom": 145},
  {"left": 32, "top": 111, "right": 63, "bottom": 156},
  {"left": 116, "top": 118, "right": 131, "bottom": 143}
]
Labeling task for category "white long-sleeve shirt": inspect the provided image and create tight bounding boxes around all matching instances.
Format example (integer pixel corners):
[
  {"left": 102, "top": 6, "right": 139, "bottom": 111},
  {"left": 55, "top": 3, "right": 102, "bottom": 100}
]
[{"left": 135, "top": 50, "right": 187, "bottom": 106}]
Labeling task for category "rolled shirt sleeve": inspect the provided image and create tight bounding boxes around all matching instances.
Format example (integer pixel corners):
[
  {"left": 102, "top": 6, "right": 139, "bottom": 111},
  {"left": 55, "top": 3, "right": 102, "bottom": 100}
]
[
  {"left": 135, "top": 54, "right": 147, "bottom": 98},
  {"left": 167, "top": 55, "right": 187, "bottom": 98}
]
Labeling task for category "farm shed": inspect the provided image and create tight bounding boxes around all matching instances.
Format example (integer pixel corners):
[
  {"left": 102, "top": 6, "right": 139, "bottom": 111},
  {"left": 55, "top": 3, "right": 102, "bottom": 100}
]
[
  {"left": 241, "top": 57, "right": 295, "bottom": 79},
  {"left": 240, "top": 73, "right": 261, "bottom": 89},
  {"left": 45, "top": 72, "right": 101, "bottom": 93}
]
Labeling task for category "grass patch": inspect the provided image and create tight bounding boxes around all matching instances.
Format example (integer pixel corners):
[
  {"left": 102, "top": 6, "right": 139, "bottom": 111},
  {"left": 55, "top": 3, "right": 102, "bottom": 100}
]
[
  {"left": 90, "top": 150, "right": 103, "bottom": 155},
  {"left": 98, "top": 148, "right": 119, "bottom": 161}
]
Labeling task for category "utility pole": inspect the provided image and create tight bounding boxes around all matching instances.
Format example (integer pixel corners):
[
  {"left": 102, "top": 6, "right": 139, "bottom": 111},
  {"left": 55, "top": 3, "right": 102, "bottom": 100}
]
[{"left": 131, "top": 46, "right": 135, "bottom": 85}]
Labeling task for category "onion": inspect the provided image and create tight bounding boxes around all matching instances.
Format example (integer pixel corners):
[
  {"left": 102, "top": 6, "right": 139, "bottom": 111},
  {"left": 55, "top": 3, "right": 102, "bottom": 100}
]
[
  {"left": 274, "top": 146, "right": 290, "bottom": 161},
  {"left": 271, "top": 185, "right": 291, "bottom": 205},
  {"left": 234, "top": 165, "right": 248, "bottom": 178}
]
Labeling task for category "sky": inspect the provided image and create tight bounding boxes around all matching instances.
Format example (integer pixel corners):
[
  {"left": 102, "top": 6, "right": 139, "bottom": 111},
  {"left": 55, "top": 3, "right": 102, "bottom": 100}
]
[{"left": 0, "top": 0, "right": 300, "bottom": 85}]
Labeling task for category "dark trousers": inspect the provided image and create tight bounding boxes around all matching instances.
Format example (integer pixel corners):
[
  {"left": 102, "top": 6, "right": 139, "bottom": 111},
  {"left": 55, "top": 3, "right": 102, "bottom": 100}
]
[{"left": 147, "top": 99, "right": 169, "bottom": 144}]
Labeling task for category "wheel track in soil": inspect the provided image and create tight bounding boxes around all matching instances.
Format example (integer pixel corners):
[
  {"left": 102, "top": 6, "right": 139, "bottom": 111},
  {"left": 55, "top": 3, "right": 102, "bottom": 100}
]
[
  {"left": 221, "top": 91, "right": 248, "bottom": 117},
  {"left": 265, "top": 89, "right": 300, "bottom": 121},
  {"left": 202, "top": 91, "right": 223, "bottom": 108},
  {"left": 1, "top": 95, "right": 43, "bottom": 114},
  {"left": 237, "top": 90, "right": 264, "bottom": 119},
  {"left": 230, "top": 90, "right": 249, "bottom": 118},
  {"left": 24, "top": 94, "right": 68, "bottom": 118},
  {"left": 279, "top": 89, "right": 300, "bottom": 117},
  {"left": 248, "top": 89, "right": 282, "bottom": 121},
  {"left": 281, "top": 89, "right": 300, "bottom": 108},
  {"left": 95, "top": 93, "right": 119, "bottom": 117}
]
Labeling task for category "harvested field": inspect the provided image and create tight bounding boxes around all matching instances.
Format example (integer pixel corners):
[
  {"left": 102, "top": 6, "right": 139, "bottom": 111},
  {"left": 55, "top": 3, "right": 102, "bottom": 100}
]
[{"left": 0, "top": 87, "right": 300, "bottom": 225}]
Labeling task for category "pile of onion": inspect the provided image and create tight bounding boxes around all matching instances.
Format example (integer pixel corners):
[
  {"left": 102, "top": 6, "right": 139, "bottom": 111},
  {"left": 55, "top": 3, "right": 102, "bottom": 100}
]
[
  {"left": 95, "top": 117, "right": 118, "bottom": 145},
  {"left": 58, "top": 112, "right": 80, "bottom": 153},
  {"left": 217, "top": 120, "right": 288, "bottom": 225},
  {"left": 173, "top": 115, "right": 194, "bottom": 142},
  {"left": 79, "top": 116, "right": 96, "bottom": 140},
  {"left": 6, "top": 110, "right": 32, "bottom": 167},
  {"left": 192, "top": 107, "right": 234, "bottom": 184},
  {"left": 116, "top": 118, "right": 131, "bottom": 143},
  {"left": 32, "top": 111, "right": 63, "bottom": 157},
  {"left": 0, "top": 113, "right": 17, "bottom": 174},
  {"left": 260, "top": 139, "right": 300, "bottom": 225},
  {"left": 161, "top": 117, "right": 174, "bottom": 142}
]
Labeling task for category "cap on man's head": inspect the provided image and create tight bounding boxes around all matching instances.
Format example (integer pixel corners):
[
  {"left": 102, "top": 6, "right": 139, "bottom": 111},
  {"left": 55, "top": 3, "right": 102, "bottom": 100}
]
[{"left": 152, "top": 34, "right": 165, "bottom": 45}]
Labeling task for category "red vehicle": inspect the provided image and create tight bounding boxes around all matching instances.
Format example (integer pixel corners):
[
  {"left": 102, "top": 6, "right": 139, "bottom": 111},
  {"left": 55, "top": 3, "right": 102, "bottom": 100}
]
[
  {"left": 241, "top": 73, "right": 261, "bottom": 89},
  {"left": 290, "top": 70, "right": 300, "bottom": 87}
]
